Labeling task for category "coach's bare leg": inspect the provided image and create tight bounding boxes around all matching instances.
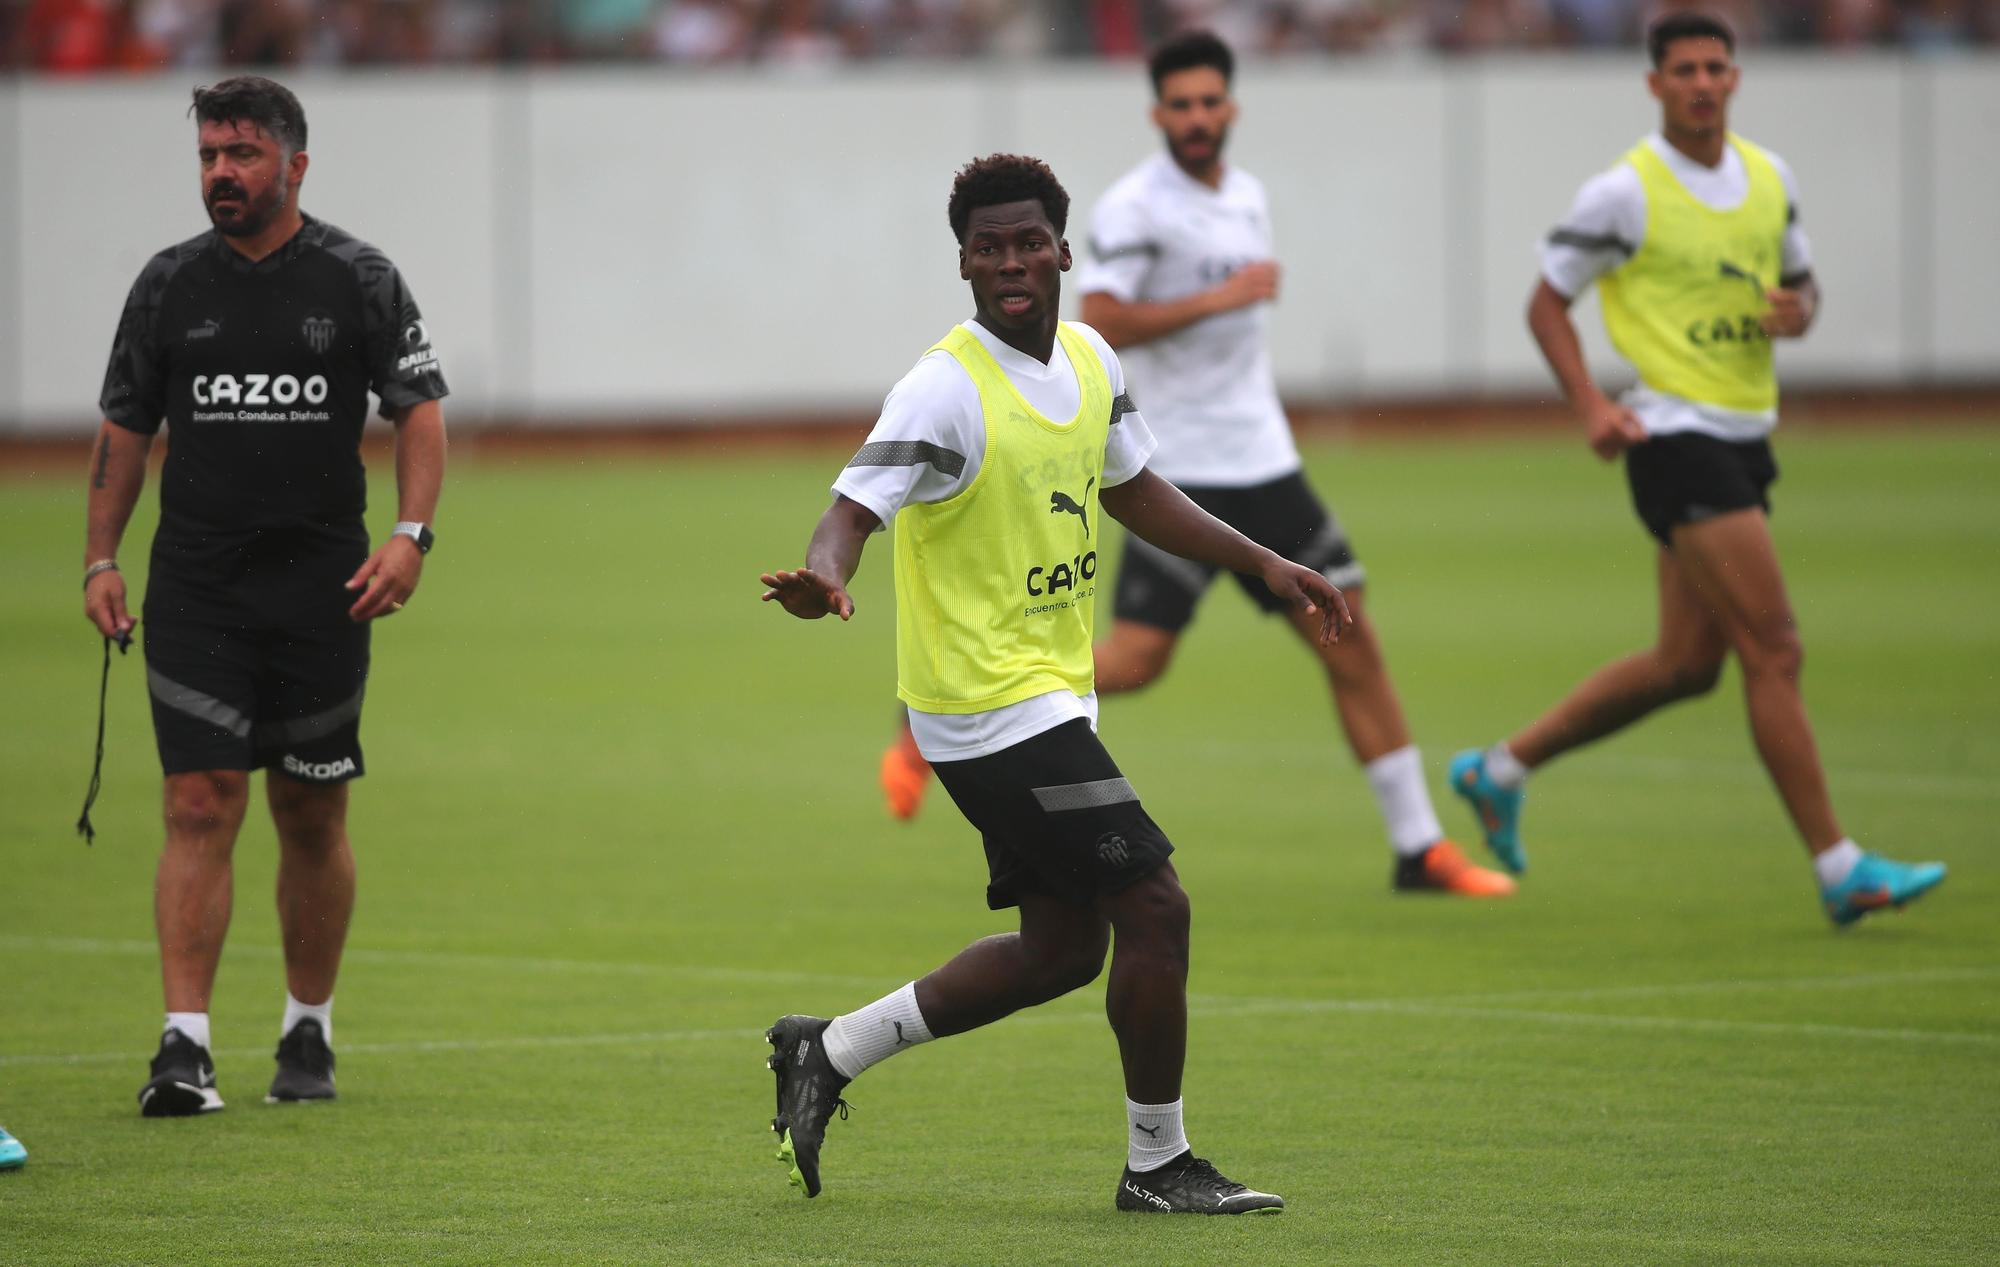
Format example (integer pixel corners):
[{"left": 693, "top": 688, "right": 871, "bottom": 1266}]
[
  {"left": 1094, "top": 621, "right": 1181, "bottom": 695},
  {"left": 158, "top": 770, "right": 251, "bottom": 1012},
  {"left": 1506, "top": 547, "right": 1729, "bottom": 769},
  {"left": 268, "top": 774, "right": 356, "bottom": 1006},
  {"left": 912, "top": 892, "right": 1109, "bottom": 1036},
  {"left": 1283, "top": 588, "right": 1410, "bottom": 763},
  {"left": 1096, "top": 862, "right": 1190, "bottom": 1105},
  {"left": 1669, "top": 510, "right": 1844, "bottom": 852}
]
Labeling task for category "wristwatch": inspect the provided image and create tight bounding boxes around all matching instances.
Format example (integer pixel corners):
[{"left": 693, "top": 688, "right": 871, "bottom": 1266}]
[{"left": 392, "top": 521, "right": 435, "bottom": 554}]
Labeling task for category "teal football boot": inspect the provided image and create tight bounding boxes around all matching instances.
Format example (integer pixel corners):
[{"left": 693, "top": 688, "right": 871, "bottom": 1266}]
[
  {"left": 0, "top": 1128, "right": 25, "bottom": 1170},
  {"left": 1449, "top": 749, "right": 1527, "bottom": 875},
  {"left": 1822, "top": 852, "right": 1947, "bottom": 928}
]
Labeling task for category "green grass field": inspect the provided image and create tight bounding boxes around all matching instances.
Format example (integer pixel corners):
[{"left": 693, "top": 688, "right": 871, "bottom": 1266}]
[{"left": 2, "top": 425, "right": 1996, "bottom": 1265}]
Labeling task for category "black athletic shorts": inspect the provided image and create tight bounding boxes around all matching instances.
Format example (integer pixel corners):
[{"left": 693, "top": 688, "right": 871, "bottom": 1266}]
[
  {"left": 1111, "top": 470, "right": 1365, "bottom": 633},
  {"left": 1624, "top": 433, "right": 1779, "bottom": 546},
  {"left": 140, "top": 605, "right": 370, "bottom": 783},
  {"left": 930, "top": 718, "right": 1175, "bottom": 911}
]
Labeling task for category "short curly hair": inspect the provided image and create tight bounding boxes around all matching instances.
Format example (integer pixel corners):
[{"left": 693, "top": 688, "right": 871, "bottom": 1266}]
[
  {"left": 947, "top": 154, "right": 1069, "bottom": 245},
  {"left": 190, "top": 76, "right": 307, "bottom": 156}
]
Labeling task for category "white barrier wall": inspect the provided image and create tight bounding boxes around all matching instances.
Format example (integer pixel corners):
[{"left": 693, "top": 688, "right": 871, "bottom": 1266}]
[{"left": 5, "top": 55, "right": 1997, "bottom": 433}]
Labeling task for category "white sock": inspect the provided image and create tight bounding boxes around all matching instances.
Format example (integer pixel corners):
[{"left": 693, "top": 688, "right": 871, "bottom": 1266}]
[
  {"left": 282, "top": 993, "right": 333, "bottom": 1046},
  {"left": 1813, "top": 838, "right": 1863, "bottom": 888},
  {"left": 1126, "top": 1098, "right": 1189, "bottom": 1172},
  {"left": 821, "top": 982, "right": 933, "bottom": 1081},
  {"left": 1484, "top": 741, "right": 1528, "bottom": 790},
  {"left": 1365, "top": 745, "right": 1445, "bottom": 857},
  {"left": 165, "top": 1012, "right": 211, "bottom": 1051}
]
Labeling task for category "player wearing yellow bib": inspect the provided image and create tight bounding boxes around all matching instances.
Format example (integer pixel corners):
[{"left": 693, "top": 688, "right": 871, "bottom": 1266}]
[
  {"left": 1450, "top": 13, "right": 1946, "bottom": 929},
  {"left": 758, "top": 155, "right": 1350, "bottom": 1212}
]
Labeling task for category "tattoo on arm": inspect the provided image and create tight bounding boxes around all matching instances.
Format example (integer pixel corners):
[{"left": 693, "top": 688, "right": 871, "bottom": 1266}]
[{"left": 92, "top": 434, "right": 111, "bottom": 490}]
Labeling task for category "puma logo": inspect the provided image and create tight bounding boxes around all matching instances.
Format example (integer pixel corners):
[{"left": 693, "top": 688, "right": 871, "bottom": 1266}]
[
  {"left": 891, "top": 1021, "right": 913, "bottom": 1046},
  {"left": 1050, "top": 478, "right": 1094, "bottom": 536},
  {"left": 1134, "top": 1123, "right": 1160, "bottom": 1137},
  {"left": 1718, "top": 259, "right": 1766, "bottom": 297}
]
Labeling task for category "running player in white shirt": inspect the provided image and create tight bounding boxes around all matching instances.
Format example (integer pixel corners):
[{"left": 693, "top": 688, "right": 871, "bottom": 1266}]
[
  {"left": 1448, "top": 13, "right": 1946, "bottom": 928},
  {"left": 886, "top": 31, "right": 1511, "bottom": 897}
]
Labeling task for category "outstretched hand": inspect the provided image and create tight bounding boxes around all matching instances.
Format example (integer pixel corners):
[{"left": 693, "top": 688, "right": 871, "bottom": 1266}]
[
  {"left": 760, "top": 567, "right": 855, "bottom": 621},
  {"left": 1261, "top": 558, "right": 1352, "bottom": 646}
]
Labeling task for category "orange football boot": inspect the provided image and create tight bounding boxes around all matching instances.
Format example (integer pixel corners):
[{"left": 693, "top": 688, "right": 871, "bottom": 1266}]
[
  {"left": 1393, "top": 839, "right": 1517, "bottom": 897},
  {"left": 880, "top": 728, "right": 931, "bottom": 821}
]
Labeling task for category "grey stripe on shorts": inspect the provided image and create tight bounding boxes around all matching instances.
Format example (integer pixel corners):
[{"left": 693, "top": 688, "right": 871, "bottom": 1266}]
[
  {"left": 256, "top": 687, "right": 366, "bottom": 747},
  {"left": 147, "top": 668, "right": 252, "bottom": 738},
  {"left": 1032, "top": 776, "right": 1139, "bottom": 813}
]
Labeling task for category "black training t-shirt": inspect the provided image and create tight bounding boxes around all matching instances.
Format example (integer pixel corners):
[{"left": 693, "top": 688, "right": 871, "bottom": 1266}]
[{"left": 99, "top": 215, "right": 447, "bottom": 622}]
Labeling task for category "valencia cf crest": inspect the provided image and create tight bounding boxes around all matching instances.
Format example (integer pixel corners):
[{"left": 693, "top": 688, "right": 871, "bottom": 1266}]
[{"left": 302, "top": 314, "right": 337, "bottom": 355}]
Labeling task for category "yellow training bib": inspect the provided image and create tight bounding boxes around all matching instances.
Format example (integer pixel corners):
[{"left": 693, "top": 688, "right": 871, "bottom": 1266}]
[
  {"left": 1598, "top": 135, "right": 1789, "bottom": 413},
  {"left": 894, "top": 324, "right": 1113, "bottom": 714}
]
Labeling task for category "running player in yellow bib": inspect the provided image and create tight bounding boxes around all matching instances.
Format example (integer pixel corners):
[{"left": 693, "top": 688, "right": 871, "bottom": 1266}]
[
  {"left": 758, "top": 155, "right": 1349, "bottom": 1212},
  {"left": 1449, "top": 13, "right": 1946, "bottom": 929}
]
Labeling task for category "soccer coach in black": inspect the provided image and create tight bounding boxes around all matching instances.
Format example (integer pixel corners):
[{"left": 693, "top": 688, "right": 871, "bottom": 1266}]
[{"left": 82, "top": 76, "right": 447, "bottom": 1115}]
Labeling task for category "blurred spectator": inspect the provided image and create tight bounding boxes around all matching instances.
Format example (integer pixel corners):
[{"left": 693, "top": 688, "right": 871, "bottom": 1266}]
[
  {"left": 18, "top": 0, "right": 127, "bottom": 72},
  {"left": 758, "top": 0, "right": 843, "bottom": 65},
  {"left": 556, "top": 0, "right": 654, "bottom": 58},
  {"left": 1901, "top": 0, "right": 1976, "bottom": 48},
  {"left": 216, "top": 0, "right": 306, "bottom": 64},
  {"left": 1550, "top": 0, "right": 1635, "bottom": 43},
  {"left": 656, "top": 0, "right": 753, "bottom": 61},
  {"left": 1429, "top": 0, "right": 1555, "bottom": 50}
]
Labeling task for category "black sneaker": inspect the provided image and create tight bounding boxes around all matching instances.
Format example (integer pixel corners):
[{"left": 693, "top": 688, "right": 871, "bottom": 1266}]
[
  {"left": 267, "top": 1019, "right": 337, "bottom": 1103},
  {"left": 138, "top": 1027, "right": 224, "bottom": 1117},
  {"left": 1116, "top": 1150, "right": 1285, "bottom": 1214},
  {"left": 765, "top": 1014, "right": 851, "bottom": 1198}
]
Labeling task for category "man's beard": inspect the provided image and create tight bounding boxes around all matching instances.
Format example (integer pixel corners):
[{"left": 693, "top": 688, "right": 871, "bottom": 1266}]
[
  {"left": 1168, "top": 125, "right": 1228, "bottom": 171},
  {"left": 206, "top": 181, "right": 285, "bottom": 237}
]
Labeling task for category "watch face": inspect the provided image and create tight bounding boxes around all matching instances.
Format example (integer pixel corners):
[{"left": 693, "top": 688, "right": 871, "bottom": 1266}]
[{"left": 416, "top": 525, "right": 435, "bottom": 554}]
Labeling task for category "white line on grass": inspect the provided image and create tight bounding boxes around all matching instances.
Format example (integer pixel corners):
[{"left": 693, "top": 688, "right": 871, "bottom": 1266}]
[
  {"left": 1227, "top": 965, "right": 2000, "bottom": 1009},
  {"left": 6, "top": 971, "right": 1995, "bottom": 1070},
  {"left": 0, "top": 935, "right": 882, "bottom": 990}
]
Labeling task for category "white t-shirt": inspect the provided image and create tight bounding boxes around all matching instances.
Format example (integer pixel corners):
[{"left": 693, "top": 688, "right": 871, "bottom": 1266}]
[
  {"left": 1076, "top": 152, "right": 1300, "bottom": 488},
  {"left": 833, "top": 319, "right": 1157, "bottom": 763},
  {"left": 1542, "top": 133, "right": 1815, "bottom": 442}
]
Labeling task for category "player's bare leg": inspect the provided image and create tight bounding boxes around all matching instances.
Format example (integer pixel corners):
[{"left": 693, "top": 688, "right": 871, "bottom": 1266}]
[
  {"left": 269, "top": 775, "right": 356, "bottom": 1005},
  {"left": 1665, "top": 510, "right": 1840, "bottom": 851},
  {"left": 912, "top": 893, "right": 1110, "bottom": 1034},
  {"left": 1285, "top": 592, "right": 1513, "bottom": 896},
  {"left": 1456, "top": 547, "right": 1725, "bottom": 873},
  {"left": 143, "top": 769, "right": 248, "bottom": 1115},
  {"left": 1507, "top": 547, "right": 1728, "bottom": 769},
  {"left": 1094, "top": 863, "right": 1189, "bottom": 1104},
  {"left": 266, "top": 774, "right": 351, "bottom": 1102},
  {"left": 1094, "top": 620, "right": 1181, "bottom": 695},
  {"left": 157, "top": 770, "right": 250, "bottom": 1013}
]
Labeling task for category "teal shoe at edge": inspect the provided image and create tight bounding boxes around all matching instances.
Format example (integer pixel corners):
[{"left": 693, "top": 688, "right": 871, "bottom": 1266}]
[
  {"left": 1449, "top": 749, "right": 1527, "bottom": 875},
  {"left": 1822, "top": 853, "right": 1946, "bottom": 928},
  {"left": 0, "top": 1128, "right": 25, "bottom": 1170}
]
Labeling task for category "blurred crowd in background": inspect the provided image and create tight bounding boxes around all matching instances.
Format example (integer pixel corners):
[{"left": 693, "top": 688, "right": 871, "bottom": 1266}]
[{"left": 6, "top": 0, "right": 1998, "bottom": 71}]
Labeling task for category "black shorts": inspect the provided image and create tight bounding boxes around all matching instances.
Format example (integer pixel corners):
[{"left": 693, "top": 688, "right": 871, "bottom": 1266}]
[
  {"left": 1624, "top": 433, "right": 1779, "bottom": 546},
  {"left": 1111, "top": 470, "right": 1365, "bottom": 634},
  {"left": 930, "top": 718, "right": 1175, "bottom": 911},
  {"left": 141, "top": 608, "right": 370, "bottom": 783}
]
